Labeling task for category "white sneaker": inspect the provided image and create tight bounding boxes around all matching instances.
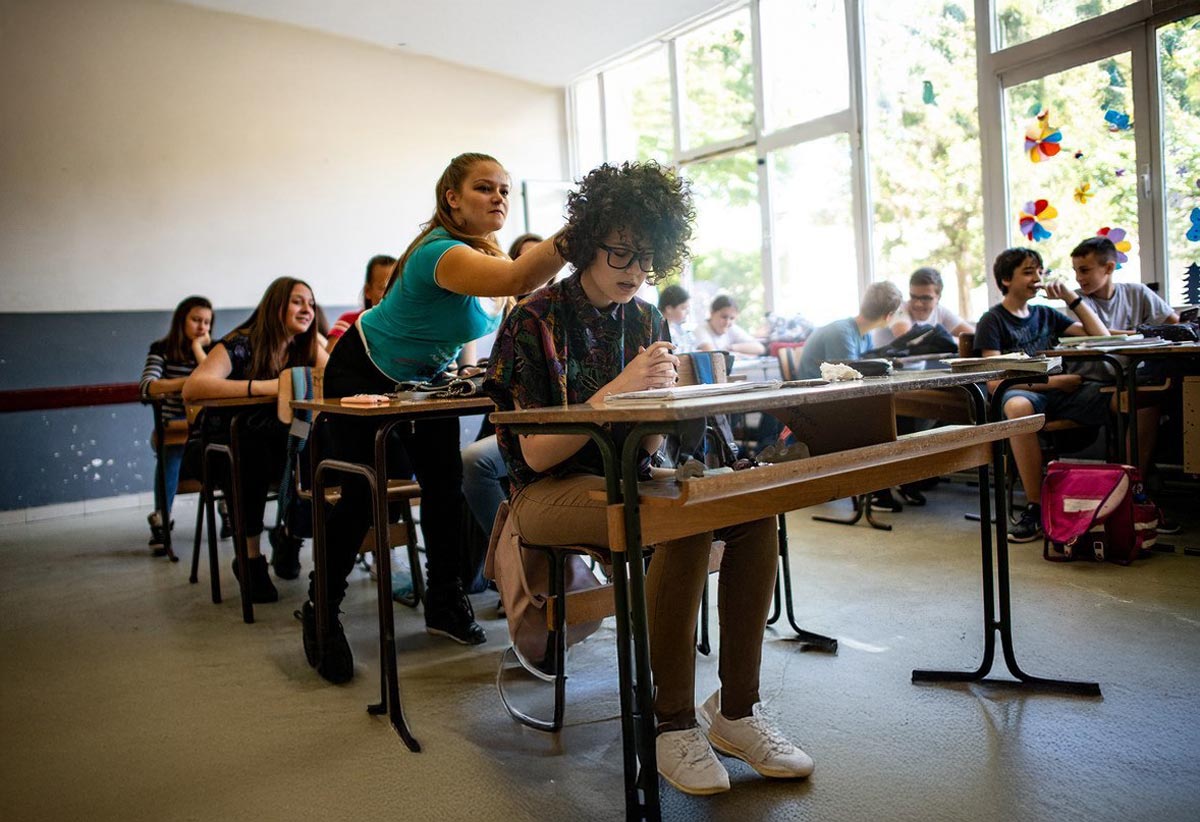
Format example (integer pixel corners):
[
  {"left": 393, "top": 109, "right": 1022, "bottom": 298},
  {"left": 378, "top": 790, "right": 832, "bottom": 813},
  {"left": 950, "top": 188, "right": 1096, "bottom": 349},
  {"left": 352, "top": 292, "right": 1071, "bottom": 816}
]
[
  {"left": 697, "top": 690, "right": 814, "bottom": 779},
  {"left": 656, "top": 727, "right": 730, "bottom": 796}
]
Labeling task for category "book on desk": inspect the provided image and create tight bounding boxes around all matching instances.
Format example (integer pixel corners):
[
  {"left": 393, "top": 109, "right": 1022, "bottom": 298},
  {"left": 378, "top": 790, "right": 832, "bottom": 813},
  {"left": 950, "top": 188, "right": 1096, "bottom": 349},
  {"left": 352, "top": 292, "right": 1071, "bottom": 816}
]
[{"left": 943, "top": 354, "right": 1062, "bottom": 374}]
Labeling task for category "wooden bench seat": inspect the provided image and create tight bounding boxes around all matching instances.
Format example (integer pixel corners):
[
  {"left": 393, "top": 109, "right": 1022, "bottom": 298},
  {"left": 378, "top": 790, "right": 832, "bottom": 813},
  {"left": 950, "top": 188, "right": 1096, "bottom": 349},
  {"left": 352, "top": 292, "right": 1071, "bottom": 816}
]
[{"left": 596, "top": 417, "right": 1044, "bottom": 549}]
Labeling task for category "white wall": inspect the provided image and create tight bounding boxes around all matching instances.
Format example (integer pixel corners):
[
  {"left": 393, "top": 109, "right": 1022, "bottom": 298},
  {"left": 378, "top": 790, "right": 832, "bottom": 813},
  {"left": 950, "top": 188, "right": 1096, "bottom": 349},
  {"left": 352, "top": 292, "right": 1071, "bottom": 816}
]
[{"left": 0, "top": 0, "right": 568, "bottom": 313}]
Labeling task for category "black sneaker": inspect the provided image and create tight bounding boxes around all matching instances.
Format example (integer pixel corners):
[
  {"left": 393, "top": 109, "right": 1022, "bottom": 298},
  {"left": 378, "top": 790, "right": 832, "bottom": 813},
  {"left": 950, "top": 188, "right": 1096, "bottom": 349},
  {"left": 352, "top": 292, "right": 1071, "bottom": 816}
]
[
  {"left": 1009, "top": 504, "right": 1043, "bottom": 543},
  {"left": 231, "top": 555, "right": 279, "bottom": 603},
  {"left": 218, "top": 501, "right": 233, "bottom": 540},
  {"left": 269, "top": 526, "right": 303, "bottom": 580},
  {"left": 898, "top": 483, "right": 927, "bottom": 506},
  {"left": 296, "top": 601, "right": 354, "bottom": 684},
  {"left": 870, "top": 489, "right": 903, "bottom": 513},
  {"left": 425, "top": 585, "right": 487, "bottom": 646}
]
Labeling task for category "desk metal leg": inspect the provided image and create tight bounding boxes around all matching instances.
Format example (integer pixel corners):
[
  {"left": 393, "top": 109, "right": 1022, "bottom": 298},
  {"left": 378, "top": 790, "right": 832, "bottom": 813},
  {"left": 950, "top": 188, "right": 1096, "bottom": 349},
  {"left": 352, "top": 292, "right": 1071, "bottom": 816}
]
[
  {"left": 769, "top": 513, "right": 838, "bottom": 653},
  {"left": 913, "top": 383, "right": 1100, "bottom": 695},
  {"left": 811, "top": 493, "right": 893, "bottom": 531}
]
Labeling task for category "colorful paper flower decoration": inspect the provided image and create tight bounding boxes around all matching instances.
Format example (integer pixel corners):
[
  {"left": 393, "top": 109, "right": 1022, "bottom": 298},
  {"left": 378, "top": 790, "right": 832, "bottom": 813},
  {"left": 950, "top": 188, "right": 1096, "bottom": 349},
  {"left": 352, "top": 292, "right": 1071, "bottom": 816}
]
[
  {"left": 1186, "top": 208, "right": 1200, "bottom": 243},
  {"left": 1073, "top": 182, "right": 1093, "bottom": 204},
  {"left": 1019, "top": 200, "right": 1057, "bottom": 242},
  {"left": 1024, "top": 115, "right": 1062, "bottom": 163},
  {"left": 1104, "top": 109, "right": 1132, "bottom": 131},
  {"left": 1097, "top": 226, "right": 1131, "bottom": 266}
]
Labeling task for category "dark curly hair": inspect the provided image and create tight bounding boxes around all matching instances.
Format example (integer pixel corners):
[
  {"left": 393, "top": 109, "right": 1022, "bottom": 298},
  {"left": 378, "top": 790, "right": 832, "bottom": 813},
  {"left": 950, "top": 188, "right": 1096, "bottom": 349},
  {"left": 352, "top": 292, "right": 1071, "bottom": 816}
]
[{"left": 555, "top": 161, "right": 694, "bottom": 285}]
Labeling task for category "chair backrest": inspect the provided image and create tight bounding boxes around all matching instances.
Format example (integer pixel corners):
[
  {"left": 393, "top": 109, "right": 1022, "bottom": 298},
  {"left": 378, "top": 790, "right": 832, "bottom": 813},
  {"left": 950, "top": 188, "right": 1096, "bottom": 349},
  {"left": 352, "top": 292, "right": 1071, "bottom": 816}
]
[
  {"left": 777, "top": 345, "right": 804, "bottom": 381},
  {"left": 958, "top": 332, "right": 975, "bottom": 359}
]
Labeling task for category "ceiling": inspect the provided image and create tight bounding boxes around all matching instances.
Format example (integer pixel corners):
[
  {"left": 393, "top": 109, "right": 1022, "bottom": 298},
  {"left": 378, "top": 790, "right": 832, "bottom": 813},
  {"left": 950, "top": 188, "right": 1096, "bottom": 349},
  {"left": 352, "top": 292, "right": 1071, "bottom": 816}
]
[{"left": 175, "top": 0, "right": 729, "bottom": 87}]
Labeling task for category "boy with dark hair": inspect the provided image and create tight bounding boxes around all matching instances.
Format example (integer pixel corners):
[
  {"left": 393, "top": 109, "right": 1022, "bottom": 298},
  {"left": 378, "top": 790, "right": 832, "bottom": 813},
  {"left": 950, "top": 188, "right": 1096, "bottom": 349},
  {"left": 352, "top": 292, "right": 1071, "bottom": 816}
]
[{"left": 975, "top": 247, "right": 1110, "bottom": 542}]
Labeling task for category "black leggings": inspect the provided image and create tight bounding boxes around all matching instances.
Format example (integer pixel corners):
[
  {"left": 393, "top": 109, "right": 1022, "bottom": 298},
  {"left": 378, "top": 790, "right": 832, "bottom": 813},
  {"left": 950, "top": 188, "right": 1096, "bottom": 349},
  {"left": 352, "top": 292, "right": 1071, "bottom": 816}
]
[
  {"left": 309, "top": 324, "right": 465, "bottom": 606},
  {"left": 195, "top": 408, "right": 288, "bottom": 539}
]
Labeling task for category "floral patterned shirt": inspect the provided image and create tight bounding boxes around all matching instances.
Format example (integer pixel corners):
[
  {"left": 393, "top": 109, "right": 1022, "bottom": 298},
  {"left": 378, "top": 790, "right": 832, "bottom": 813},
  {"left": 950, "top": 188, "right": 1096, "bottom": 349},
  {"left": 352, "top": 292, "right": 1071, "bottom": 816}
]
[{"left": 484, "top": 271, "right": 669, "bottom": 491}]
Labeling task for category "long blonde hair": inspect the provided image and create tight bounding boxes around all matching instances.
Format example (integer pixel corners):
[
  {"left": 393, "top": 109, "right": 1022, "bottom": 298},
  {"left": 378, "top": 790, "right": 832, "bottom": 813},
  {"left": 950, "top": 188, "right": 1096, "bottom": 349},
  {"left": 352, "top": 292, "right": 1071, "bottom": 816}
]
[{"left": 386, "top": 152, "right": 507, "bottom": 296}]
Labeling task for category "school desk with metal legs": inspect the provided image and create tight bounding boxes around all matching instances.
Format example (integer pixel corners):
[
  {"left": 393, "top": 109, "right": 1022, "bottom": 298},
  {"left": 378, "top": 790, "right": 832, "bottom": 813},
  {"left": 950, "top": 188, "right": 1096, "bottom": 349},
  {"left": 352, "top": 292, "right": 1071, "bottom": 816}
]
[
  {"left": 493, "top": 369, "right": 1101, "bottom": 822},
  {"left": 292, "top": 393, "right": 493, "bottom": 752}
]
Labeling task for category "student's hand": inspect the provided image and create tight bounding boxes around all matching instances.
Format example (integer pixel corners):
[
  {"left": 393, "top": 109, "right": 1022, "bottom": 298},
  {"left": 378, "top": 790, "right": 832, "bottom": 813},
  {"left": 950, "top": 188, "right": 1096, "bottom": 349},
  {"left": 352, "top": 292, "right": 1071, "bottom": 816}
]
[
  {"left": 590, "top": 341, "right": 678, "bottom": 405},
  {"left": 458, "top": 365, "right": 485, "bottom": 378},
  {"left": 1044, "top": 282, "right": 1078, "bottom": 303}
]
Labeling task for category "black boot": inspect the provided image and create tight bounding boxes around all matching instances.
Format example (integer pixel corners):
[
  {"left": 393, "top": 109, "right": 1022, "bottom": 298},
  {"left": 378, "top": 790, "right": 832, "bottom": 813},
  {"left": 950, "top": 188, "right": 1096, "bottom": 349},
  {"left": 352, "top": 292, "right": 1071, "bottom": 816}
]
[
  {"left": 231, "top": 555, "right": 279, "bottom": 604},
  {"left": 269, "top": 526, "right": 303, "bottom": 580},
  {"left": 296, "top": 601, "right": 354, "bottom": 684},
  {"left": 424, "top": 582, "right": 486, "bottom": 646}
]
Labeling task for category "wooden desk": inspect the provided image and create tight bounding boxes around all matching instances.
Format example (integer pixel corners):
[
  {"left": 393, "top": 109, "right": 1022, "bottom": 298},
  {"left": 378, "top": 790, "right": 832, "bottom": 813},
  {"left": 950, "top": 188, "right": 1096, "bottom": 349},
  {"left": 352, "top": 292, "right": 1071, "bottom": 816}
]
[
  {"left": 190, "top": 396, "right": 275, "bottom": 624},
  {"left": 492, "top": 370, "right": 1098, "bottom": 822},
  {"left": 291, "top": 392, "right": 493, "bottom": 751}
]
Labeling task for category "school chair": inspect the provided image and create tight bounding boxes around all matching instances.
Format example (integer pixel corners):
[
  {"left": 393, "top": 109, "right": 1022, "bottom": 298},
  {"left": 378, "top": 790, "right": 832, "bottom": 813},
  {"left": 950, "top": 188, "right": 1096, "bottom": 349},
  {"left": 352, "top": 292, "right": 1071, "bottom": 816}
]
[{"left": 277, "top": 366, "right": 426, "bottom": 607}]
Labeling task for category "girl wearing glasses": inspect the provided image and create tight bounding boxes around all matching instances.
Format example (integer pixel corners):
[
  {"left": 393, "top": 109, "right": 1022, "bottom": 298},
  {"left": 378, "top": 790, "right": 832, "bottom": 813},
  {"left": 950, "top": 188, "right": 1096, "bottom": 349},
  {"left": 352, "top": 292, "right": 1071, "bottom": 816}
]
[
  {"left": 299, "top": 152, "right": 566, "bottom": 684},
  {"left": 693, "top": 294, "right": 766, "bottom": 356},
  {"left": 486, "top": 161, "right": 813, "bottom": 798}
]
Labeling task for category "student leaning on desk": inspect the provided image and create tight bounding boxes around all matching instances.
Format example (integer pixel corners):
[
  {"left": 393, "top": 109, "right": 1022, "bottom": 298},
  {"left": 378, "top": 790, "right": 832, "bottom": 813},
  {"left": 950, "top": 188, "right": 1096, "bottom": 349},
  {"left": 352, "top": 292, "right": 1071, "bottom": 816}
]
[
  {"left": 182, "top": 277, "right": 330, "bottom": 601},
  {"left": 140, "top": 295, "right": 213, "bottom": 553},
  {"left": 297, "top": 152, "right": 568, "bottom": 686},
  {"left": 485, "top": 161, "right": 813, "bottom": 798}
]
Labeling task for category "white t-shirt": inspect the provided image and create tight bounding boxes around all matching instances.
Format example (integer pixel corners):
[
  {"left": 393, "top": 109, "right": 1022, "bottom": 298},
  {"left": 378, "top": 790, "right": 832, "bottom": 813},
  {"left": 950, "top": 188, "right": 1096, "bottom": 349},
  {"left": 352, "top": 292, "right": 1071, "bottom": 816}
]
[
  {"left": 692, "top": 320, "right": 758, "bottom": 351},
  {"left": 872, "top": 302, "right": 966, "bottom": 348}
]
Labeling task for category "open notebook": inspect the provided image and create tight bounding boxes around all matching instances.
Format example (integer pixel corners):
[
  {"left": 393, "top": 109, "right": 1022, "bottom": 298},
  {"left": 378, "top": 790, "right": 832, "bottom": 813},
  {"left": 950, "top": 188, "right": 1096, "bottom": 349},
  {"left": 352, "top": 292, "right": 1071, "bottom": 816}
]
[{"left": 604, "top": 380, "right": 782, "bottom": 403}]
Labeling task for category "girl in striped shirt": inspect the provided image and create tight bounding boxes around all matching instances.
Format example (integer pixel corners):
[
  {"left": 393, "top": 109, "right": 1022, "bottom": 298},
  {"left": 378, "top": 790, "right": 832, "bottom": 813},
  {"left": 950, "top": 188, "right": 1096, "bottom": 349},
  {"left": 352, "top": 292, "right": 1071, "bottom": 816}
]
[{"left": 140, "top": 295, "right": 213, "bottom": 552}]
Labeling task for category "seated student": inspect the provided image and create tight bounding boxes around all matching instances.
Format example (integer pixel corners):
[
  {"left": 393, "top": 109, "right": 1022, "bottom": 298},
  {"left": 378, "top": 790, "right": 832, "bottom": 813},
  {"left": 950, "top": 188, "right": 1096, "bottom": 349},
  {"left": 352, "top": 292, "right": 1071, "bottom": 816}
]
[
  {"left": 658, "top": 283, "right": 696, "bottom": 353},
  {"left": 975, "top": 247, "right": 1109, "bottom": 543},
  {"left": 327, "top": 254, "right": 396, "bottom": 352},
  {"left": 140, "top": 296, "right": 213, "bottom": 553},
  {"left": 1072, "top": 236, "right": 1180, "bottom": 503},
  {"left": 872, "top": 267, "right": 975, "bottom": 348},
  {"left": 693, "top": 295, "right": 766, "bottom": 355},
  {"left": 797, "top": 281, "right": 904, "bottom": 508},
  {"left": 797, "top": 281, "right": 903, "bottom": 380},
  {"left": 182, "top": 277, "right": 330, "bottom": 599},
  {"left": 297, "top": 152, "right": 567, "bottom": 685},
  {"left": 485, "top": 161, "right": 813, "bottom": 798}
]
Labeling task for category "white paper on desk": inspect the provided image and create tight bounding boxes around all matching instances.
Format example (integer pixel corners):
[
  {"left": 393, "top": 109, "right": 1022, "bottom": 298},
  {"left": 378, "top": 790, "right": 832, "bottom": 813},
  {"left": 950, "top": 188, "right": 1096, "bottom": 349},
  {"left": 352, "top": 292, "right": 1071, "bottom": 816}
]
[{"left": 604, "top": 380, "right": 782, "bottom": 403}]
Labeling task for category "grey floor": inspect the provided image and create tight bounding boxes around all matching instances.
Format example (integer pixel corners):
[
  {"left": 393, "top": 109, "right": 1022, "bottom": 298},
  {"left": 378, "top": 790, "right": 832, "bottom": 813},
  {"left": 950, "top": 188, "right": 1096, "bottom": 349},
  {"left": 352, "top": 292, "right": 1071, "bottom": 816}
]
[{"left": 2, "top": 482, "right": 1199, "bottom": 822}]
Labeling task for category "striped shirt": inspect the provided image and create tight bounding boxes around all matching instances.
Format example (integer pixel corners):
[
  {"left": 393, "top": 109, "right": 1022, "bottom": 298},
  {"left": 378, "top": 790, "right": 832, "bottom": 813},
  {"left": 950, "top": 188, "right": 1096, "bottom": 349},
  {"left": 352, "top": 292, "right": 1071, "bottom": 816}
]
[{"left": 140, "top": 339, "right": 197, "bottom": 420}]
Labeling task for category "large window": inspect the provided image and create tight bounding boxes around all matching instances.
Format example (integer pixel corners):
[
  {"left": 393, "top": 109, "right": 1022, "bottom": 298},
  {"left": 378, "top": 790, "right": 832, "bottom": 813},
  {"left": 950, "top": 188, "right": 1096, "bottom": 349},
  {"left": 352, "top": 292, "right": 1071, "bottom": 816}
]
[
  {"left": 567, "top": 1, "right": 1199, "bottom": 333},
  {"left": 865, "top": 0, "right": 983, "bottom": 320}
]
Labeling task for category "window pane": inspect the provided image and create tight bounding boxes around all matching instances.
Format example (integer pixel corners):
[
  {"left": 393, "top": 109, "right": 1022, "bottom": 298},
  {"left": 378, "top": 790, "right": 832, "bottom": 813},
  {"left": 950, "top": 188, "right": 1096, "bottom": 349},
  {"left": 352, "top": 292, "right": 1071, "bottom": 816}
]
[
  {"left": 995, "top": 0, "right": 1139, "bottom": 50},
  {"left": 683, "top": 149, "right": 764, "bottom": 331},
  {"left": 760, "top": 0, "right": 848, "bottom": 132},
  {"left": 865, "top": 0, "right": 984, "bottom": 322},
  {"left": 770, "top": 135, "right": 857, "bottom": 326},
  {"left": 1159, "top": 16, "right": 1200, "bottom": 305},
  {"left": 572, "top": 77, "right": 604, "bottom": 175},
  {"left": 678, "top": 9, "right": 755, "bottom": 149},
  {"left": 1004, "top": 54, "right": 1140, "bottom": 286},
  {"left": 602, "top": 48, "right": 673, "bottom": 164}
]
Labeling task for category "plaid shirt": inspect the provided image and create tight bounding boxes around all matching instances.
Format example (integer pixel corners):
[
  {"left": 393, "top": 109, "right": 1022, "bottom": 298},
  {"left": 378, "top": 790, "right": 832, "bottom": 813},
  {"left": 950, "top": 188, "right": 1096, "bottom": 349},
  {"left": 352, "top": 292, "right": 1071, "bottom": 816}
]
[{"left": 484, "top": 271, "right": 668, "bottom": 491}]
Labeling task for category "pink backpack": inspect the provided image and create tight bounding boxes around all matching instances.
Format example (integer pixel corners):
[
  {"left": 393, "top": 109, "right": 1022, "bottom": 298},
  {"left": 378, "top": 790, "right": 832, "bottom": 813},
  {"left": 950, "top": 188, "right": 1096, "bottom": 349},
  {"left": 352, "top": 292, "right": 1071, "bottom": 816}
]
[{"left": 1041, "top": 461, "right": 1159, "bottom": 565}]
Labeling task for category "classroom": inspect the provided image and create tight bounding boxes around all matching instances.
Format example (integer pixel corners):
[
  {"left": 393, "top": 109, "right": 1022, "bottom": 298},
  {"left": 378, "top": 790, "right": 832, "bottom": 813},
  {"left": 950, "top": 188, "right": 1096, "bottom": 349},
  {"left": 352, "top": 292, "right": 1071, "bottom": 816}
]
[{"left": 2, "top": 1, "right": 1199, "bottom": 820}]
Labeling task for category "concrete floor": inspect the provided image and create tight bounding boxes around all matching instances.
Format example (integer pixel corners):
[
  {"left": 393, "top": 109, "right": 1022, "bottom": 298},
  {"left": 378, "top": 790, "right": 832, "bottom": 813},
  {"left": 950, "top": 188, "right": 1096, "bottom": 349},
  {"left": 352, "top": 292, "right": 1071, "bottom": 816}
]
[{"left": 2, "top": 482, "right": 1198, "bottom": 822}]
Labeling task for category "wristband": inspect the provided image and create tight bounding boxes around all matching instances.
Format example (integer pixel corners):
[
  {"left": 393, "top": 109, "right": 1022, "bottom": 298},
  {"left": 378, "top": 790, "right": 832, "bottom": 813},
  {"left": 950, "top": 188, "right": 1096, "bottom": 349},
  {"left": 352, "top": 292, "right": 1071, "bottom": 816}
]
[
  {"left": 247, "top": 379, "right": 253, "bottom": 397},
  {"left": 1067, "top": 296, "right": 1082, "bottom": 311}
]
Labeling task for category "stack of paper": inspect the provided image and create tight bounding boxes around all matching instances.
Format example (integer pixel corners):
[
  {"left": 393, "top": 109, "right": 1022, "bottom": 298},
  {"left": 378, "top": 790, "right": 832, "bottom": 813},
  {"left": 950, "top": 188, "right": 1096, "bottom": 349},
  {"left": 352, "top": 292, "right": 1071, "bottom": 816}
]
[
  {"left": 944, "top": 355, "right": 1062, "bottom": 373},
  {"left": 604, "top": 380, "right": 782, "bottom": 403}
]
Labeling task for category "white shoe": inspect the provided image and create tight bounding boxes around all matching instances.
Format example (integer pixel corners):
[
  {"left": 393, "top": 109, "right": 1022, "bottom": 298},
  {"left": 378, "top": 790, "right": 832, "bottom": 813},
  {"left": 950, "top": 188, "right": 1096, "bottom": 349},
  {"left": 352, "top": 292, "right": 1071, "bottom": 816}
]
[
  {"left": 656, "top": 727, "right": 730, "bottom": 796},
  {"left": 697, "top": 690, "right": 814, "bottom": 779}
]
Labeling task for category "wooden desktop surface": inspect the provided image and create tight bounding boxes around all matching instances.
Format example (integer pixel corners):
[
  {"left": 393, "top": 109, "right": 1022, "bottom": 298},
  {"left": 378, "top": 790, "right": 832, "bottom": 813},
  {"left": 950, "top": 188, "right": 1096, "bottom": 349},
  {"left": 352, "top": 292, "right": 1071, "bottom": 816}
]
[{"left": 293, "top": 394, "right": 493, "bottom": 417}]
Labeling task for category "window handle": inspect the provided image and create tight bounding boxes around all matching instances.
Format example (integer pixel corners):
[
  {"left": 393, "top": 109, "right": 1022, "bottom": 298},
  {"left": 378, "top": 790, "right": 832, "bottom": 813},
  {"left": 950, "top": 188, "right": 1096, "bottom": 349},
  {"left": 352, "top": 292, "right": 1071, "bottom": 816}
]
[{"left": 1141, "top": 164, "right": 1152, "bottom": 198}]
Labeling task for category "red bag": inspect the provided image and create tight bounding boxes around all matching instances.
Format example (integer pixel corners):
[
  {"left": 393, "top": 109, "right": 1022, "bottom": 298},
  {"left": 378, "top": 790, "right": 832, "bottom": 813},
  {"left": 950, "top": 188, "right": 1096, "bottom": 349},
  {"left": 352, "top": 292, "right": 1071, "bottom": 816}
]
[{"left": 1041, "top": 461, "right": 1159, "bottom": 565}]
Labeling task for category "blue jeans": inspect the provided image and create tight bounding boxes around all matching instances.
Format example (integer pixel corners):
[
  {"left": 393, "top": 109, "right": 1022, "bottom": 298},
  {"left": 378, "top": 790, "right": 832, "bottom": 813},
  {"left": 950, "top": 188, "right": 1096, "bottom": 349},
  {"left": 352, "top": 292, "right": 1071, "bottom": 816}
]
[
  {"left": 461, "top": 434, "right": 508, "bottom": 536},
  {"left": 154, "top": 444, "right": 184, "bottom": 520}
]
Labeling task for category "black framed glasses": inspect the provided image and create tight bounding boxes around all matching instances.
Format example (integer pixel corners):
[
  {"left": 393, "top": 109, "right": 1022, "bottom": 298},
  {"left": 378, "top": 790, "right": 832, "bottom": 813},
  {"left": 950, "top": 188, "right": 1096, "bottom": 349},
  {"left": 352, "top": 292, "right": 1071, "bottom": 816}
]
[
  {"left": 908, "top": 293, "right": 936, "bottom": 303},
  {"left": 598, "top": 242, "right": 655, "bottom": 274}
]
